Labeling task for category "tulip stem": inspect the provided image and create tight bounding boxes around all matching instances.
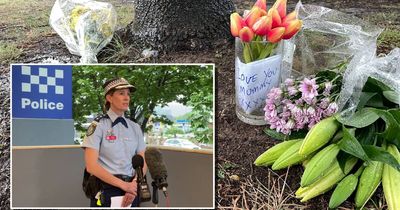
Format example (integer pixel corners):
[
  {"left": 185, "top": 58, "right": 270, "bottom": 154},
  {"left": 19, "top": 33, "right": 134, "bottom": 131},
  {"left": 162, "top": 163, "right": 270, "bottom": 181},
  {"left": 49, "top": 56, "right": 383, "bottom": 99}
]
[
  {"left": 256, "top": 42, "right": 278, "bottom": 60},
  {"left": 242, "top": 42, "right": 254, "bottom": 64},
  {"left": 247, "top": 43, "right": 254, "bottom": 61},
  {"left": 241, "top": 41, "right": 278, "bottom": 63},
  {"left": 267, "top": 42, "right": 278, "bottom": 57}
]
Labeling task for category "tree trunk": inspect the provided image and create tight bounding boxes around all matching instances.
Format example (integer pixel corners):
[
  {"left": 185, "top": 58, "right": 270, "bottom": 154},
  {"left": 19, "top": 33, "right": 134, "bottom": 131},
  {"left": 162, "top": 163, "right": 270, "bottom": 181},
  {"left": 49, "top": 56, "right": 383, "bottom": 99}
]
[
  {"left": 125, "top": 0, "right": 235, "bottom": 51},
  {"left": 141, "top": 102, "right": 156, "bottom": 132}
]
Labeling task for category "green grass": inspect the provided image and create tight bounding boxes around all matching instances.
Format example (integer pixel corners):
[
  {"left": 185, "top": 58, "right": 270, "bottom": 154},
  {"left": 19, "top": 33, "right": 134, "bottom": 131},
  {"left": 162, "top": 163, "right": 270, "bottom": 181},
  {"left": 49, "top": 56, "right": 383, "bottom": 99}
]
[
  {"left": 364, "top": 12, "right": 400, "bottom": 28},
  {"left": 101, "top": 34, "right": 139, "bottom": 63},
  {"left": 362, "top": 11, "right": 400, "bottom": 52},
  {"left": 363, "top": 11, "right": 400, "bottom": 53},
  {"left": 378, "top": 29, "right": 400, "bottom": 48},
  {"left": 0, "top": 41, "right": 22, "bottom": 64}
]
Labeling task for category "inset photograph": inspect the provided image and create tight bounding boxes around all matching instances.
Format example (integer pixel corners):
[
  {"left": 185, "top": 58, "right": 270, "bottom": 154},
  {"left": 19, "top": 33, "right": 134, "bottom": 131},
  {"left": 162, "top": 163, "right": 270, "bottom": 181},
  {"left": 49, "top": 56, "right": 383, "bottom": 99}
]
[{"left": 11, "top": 64, "right": 214, "bottom": 208}]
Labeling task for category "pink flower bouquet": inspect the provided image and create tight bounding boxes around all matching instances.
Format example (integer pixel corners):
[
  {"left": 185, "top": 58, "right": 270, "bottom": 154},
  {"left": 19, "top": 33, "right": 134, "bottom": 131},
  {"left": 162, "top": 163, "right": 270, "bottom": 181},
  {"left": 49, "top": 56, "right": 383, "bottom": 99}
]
[{"left": 264, "top": 63, "right": 345, "bottom": 135}]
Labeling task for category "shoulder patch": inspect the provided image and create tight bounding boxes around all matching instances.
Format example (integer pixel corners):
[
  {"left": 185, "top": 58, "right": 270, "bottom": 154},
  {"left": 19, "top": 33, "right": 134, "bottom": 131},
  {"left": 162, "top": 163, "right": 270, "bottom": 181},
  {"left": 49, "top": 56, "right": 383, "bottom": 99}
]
[
  {"left": 86, "top": 121, "right": 97, "bottom": 137},
  {"left": 86, "top": 114, "right": 109, "bottom": 137}
]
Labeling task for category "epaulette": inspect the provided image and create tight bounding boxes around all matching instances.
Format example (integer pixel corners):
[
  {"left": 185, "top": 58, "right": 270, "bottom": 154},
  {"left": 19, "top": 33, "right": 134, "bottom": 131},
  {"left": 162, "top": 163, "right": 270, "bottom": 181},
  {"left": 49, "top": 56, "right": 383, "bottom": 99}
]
[
  {"left": 93, "top": 114, "right": 109, "bottom": 122},
  {"left": 86, "top": 114, "right": 109, "bottom": 136}
]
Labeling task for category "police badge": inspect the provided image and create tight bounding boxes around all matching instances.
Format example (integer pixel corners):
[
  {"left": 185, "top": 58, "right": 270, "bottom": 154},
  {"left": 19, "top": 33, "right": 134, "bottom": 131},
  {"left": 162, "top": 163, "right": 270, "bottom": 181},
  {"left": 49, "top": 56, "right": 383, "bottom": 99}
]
[{"left": 86, "top": 121, "right": 98, "bottom": 136}]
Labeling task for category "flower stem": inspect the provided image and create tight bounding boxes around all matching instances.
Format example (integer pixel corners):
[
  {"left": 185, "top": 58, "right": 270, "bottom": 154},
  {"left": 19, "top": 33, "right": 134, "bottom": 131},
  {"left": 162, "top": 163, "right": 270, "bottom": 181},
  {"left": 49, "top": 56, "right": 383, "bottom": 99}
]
[
  {"left": 242, "top": 42, "right": 254, "bottom": 63},
  {"left": 330, "top": 74, "right": 341, "bottom": 84}
]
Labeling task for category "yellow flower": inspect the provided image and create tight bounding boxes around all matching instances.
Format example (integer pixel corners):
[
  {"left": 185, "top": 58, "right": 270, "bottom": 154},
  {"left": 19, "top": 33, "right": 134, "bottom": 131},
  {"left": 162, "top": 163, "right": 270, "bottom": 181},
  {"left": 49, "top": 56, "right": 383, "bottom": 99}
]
[{"left": 69, "top": 5, "right": 89, "bottom": 31}]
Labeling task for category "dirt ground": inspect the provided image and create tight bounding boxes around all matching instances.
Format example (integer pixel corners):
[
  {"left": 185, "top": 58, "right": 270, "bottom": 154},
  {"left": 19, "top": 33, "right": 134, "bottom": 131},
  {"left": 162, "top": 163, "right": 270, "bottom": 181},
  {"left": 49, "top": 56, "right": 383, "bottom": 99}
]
[{"left": 1, "top": 0, "right": 400, "bottom": 209}]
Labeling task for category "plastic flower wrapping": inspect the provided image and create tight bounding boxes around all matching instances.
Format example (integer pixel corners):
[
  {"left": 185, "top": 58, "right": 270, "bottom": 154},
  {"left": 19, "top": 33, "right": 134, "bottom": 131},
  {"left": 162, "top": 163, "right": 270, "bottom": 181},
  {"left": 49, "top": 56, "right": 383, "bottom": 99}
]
[
  {"left": 264, "top": 1, "right": 385, "bottom": 135},
  {"left": 255, "top": 1, "right": 400, "bottom": 209},
  {"left": 49, "top": 0, "right": 117, "bottom": 63}
]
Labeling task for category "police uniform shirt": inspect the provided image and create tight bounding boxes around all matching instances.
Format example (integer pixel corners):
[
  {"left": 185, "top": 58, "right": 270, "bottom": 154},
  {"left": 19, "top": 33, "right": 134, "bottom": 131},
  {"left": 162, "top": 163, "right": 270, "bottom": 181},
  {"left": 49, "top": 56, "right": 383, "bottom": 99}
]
[{"left": 82, "top": 109, "right": 146, "bottom": 176}]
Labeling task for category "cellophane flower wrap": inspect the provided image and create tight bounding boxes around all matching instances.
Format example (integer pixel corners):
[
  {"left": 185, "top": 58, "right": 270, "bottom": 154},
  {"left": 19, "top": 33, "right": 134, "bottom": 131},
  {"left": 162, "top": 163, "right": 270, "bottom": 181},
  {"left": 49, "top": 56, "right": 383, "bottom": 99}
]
[
  {"left": 265, "top": 2, "right": 392, "bottom": 135},
  {"left": 281, "top": 2, "right": 382, "bottom": 80},
  {"left": 257, "top": 2, "right": 400, "bottom": 208},
  {"left": 50, "top": 0, "right": 117, "bottom": 63}
]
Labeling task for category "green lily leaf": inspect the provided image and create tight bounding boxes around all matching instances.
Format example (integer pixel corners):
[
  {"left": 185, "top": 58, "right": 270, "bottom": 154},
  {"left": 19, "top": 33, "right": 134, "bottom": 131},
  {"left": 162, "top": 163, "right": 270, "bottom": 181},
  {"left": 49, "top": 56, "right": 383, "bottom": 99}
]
[
  {"left": 372, "top": 109, "right": 400, "bottom": 141},
  {"left": 363, "top": 145, "right": 400, "bottom": 172},
  {"left": 338, "top": 126, "right": 370, "bottom": 162},
  {"left": 365, "top": 94, "right": 386, "bottom": 108},
  {"left": 336, "top": 108, "right": 380, "bottom": 128},
  {"left": 363, "top": 77, "right": 391, "bottom": 92},
  {"left": 388, "top": 109, "right": 400, "bottom": 124},
  {"left": 263, "top": 128, "right": 286, "bottom": 141},
  {"left": 357, "top": 92, "right": 377, "bottom": 110},
  {"left": 288, "top": 129, "right": 308, "bottom": 140},
  {"left": 383, "top": 91, "right": 400, "bottom": 105},
  {"left": 356, "top": 124, "right": 376, "bottom": 145},
  {"left": 263, "top": 128, "right": 308, "bottom": 141}
]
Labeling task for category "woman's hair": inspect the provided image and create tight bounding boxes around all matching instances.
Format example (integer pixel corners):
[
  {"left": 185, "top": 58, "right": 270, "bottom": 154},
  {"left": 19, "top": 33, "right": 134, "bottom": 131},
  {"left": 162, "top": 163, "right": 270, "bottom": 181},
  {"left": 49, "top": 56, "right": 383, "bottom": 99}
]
[
  {"left": 103, "top": 90, "right": 115, "bottom": 111},
  {"left": 102, "top": 78, "right": 119, "bottom": 111}
]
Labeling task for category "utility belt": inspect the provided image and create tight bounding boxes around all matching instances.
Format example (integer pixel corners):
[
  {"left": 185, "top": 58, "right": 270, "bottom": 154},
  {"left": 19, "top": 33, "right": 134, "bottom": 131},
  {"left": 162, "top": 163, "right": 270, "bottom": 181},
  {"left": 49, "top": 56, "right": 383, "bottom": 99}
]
[
  {"left": 100, "top": 174, "right": 134, "bottom": 189},
  {"left": 114, "top": 174, "right": 134, "bottom": 182},
  {"left": 82, "top": 168, "right": 102, "bottom": 198},
  {"left": 82, "top": 168, "right": 135, "bottom": 198}
]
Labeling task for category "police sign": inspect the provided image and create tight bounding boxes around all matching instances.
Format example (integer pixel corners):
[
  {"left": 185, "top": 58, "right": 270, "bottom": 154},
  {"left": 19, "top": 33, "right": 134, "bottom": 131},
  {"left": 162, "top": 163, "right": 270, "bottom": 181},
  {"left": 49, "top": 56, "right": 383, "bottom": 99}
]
[{"left": 12, "top": 65, "right": 72, "bottom": 119}]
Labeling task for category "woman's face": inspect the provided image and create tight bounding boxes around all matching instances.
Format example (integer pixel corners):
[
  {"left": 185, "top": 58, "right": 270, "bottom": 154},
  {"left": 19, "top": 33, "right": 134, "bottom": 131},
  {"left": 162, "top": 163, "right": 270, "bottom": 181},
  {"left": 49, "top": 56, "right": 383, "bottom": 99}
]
[{"left": 107, "top": 88, "right": 130, "bottom": 113}]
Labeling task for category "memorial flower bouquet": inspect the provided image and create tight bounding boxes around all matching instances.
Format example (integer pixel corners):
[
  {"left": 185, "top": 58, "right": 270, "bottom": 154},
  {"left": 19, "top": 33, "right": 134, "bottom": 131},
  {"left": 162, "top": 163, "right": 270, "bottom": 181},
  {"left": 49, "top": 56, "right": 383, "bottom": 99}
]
[
  {"left": 252, "top": 2, "right": 400, "bottom": 208},
  {"left": 257, "top": 72, "right": 400, "bottom": 209},
  {"left": 50, "top": 0, "right": 117, "bottom": 63},
  {"left": 230, "top": 0, "right": 303, "bottom": 64},
  {"left": 264, "top": 63, "right": 345, "bottom": 135}
]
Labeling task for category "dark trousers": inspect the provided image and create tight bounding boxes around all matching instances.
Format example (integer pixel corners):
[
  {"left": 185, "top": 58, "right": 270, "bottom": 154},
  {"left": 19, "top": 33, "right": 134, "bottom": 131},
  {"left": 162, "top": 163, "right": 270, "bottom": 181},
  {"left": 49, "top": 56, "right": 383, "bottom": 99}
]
[{"left": 90, "top": 183, "right": 140, "bottom": 207}]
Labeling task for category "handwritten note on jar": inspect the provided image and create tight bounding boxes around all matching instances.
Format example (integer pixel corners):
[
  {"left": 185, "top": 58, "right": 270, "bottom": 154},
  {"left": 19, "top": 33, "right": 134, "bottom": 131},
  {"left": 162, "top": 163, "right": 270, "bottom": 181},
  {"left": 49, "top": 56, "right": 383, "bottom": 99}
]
[{"left": 235, "top": 54, "right": 281, "bottom": 114}]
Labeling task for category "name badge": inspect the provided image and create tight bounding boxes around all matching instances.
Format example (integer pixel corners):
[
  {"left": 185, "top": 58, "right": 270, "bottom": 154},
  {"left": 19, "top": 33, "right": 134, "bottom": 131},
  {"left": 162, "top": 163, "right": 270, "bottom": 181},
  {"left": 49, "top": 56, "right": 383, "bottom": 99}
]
[{"left": 106, "top": 129, "right": 116, "bottom": 142}]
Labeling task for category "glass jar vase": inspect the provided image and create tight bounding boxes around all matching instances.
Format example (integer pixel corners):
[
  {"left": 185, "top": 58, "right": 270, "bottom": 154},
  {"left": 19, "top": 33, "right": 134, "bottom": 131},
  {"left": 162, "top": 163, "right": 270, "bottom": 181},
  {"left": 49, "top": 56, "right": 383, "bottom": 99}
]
[{"left": 235, "top": 37, "right": 283, "bottom": 125}]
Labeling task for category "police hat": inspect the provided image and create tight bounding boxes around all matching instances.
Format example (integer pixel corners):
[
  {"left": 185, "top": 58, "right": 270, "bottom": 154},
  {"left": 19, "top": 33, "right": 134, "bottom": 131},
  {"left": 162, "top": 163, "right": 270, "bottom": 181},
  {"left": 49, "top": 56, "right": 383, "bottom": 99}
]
[{"left": 103, "top": 78, "right": 136, "bottom": 96}]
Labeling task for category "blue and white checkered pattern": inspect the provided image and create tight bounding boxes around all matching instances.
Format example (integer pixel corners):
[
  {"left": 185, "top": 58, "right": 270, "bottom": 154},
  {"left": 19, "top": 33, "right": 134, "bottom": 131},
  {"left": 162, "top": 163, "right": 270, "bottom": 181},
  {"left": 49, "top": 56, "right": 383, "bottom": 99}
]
[{"left": 20, "top": 66, "right": 64, "bottom": 95}]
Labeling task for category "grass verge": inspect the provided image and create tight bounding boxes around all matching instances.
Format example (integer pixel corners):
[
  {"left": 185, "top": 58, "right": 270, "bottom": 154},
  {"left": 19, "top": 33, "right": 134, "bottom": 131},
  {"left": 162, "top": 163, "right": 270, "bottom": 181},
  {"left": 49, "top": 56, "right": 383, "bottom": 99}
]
[{"left": 0, "top": 42, "right": 22, "bottom": 65}]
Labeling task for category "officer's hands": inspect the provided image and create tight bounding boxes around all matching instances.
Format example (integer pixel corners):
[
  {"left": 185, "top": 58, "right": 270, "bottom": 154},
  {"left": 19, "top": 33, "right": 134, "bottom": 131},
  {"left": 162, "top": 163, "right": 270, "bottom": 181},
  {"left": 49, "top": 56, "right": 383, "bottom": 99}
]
[
  {"left": 120, "top": 180, "right": 138, "bottom": 195},
  {"left": 120, "top": 181, "right": 137, "bottom": 207},
  {"left": 122, "top": 192, "right": 136, "bottom": 207}
]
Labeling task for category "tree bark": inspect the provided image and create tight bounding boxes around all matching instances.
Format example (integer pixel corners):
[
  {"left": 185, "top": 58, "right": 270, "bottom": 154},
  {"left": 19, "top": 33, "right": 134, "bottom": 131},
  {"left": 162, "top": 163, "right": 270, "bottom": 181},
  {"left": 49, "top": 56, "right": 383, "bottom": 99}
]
[
  {"left": 125, "top": 0, "right": 235, "bottom": 51},
  {"left": 141, "top": 102, "right": 156, "bottom": 132}
]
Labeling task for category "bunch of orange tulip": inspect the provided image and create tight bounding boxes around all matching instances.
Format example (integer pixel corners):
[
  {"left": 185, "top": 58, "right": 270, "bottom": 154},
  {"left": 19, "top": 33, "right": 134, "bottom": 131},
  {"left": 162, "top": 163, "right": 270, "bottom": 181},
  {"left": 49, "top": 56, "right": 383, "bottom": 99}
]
[{"left": 231, "top": 0, "right": 303, "bottom": 63}]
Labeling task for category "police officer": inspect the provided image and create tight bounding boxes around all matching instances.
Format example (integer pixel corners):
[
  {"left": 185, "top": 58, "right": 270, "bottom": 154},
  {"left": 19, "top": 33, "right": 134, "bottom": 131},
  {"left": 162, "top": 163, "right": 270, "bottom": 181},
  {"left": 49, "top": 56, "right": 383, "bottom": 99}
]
[{"left": 82, "top": 77, "right": 147, "bottom": 207}]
